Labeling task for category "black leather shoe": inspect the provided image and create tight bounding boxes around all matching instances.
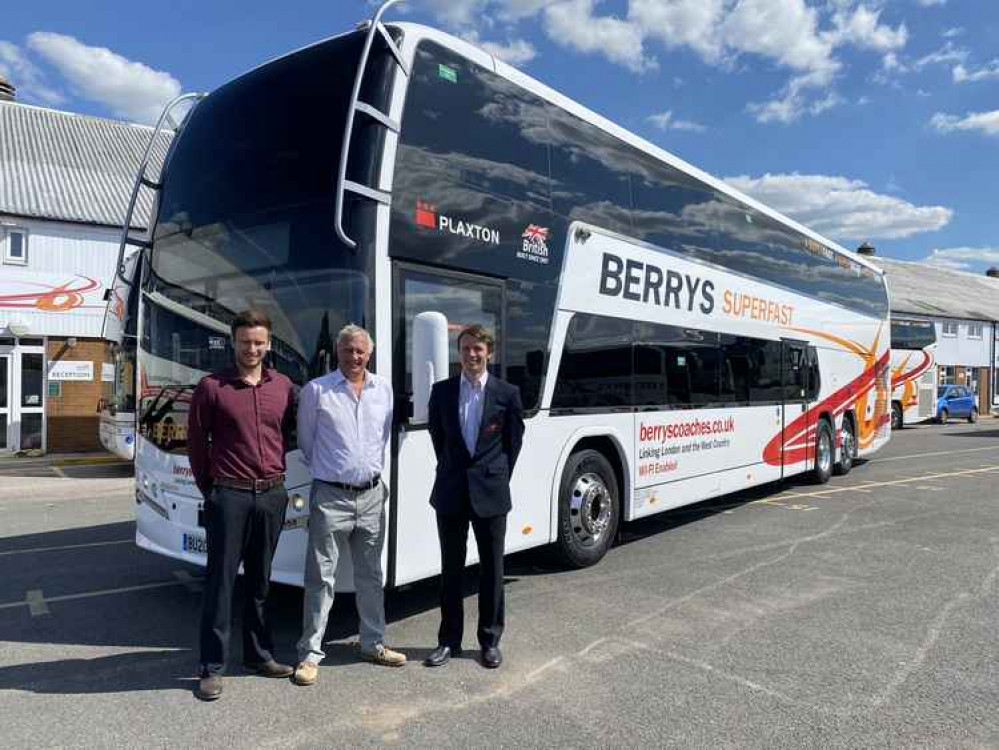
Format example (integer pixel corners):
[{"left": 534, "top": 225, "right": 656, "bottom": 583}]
[
  {"left": 195, "top": 673, "right": 223, "bottom": 701},
  {"left": 481, "top": 646, "right": 502, "bottom": 669},
  {"left": 424, "top": 645, "right": 460, "bottom": 667},
  {"left": 244, "top": 659, "right": 294, "bottom": 678}
]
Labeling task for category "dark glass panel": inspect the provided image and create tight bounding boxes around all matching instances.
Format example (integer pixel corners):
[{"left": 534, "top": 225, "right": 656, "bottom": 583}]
[
  {"left": 552, "top": 315, "right": 632, "bottom": 409},
  {"left": 718, "top": 334, "right": 752, "bottom": 404},
  {"left": 549, "top": 108, "right": 632, "bottom": 235},
  {"left": 21, "top": 353, "right": 43, "bottom": 408},
  {"left": 631, "top": 162, "right": 717, "bottom": 261},
  {"left": 398, "top": 41, "right": 551, "bottom": 207},
  {"left": 20, "top": 413, "right": 42, "bottom": 450}
]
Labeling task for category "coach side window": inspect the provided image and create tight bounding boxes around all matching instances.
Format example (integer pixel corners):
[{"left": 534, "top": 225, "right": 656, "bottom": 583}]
[
  {"left": 399, "top": 42, "right": 551, "bottom": 207},
  {"left": 548, "top": 108, "right": 632, "bottom": 236},
  {"left": 631, "top": 163, "right": 717, "bottom": 261},
  {"left": 552, "top": 314, "right": 633, "bottom": 409}
]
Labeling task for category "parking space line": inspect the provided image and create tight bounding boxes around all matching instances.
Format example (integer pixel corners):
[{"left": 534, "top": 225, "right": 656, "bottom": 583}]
[
  {"left": 0, "top": 539, "right": 132, "bottom": 557},
  {"left": 0, "top": 579, "right": 194, "bottom": 612},
  {"left": 870, "top": 445, "right": 999, "bottom": 464},
  {"left": 26, "top": 590, "right": 50, "bottom": 617},
  {"left": 780, "top": 465, "right": 999, "bottom": 499},
  {"left": 173, "top": 570, "right": 204, "bottom": 593}
]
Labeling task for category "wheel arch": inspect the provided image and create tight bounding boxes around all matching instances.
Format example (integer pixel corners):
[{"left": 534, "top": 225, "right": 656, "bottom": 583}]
[{"left": 549, "top": 427, "right": 630, "bottom": 542}]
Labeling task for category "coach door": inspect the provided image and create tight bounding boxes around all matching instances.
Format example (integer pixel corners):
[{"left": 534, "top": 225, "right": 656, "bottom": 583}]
[
  {"left": 389, "top": 264, "right": 504, "bottom": 587},
  {"left": 781, "top": 339, "right": 813, "bottom": 475}
]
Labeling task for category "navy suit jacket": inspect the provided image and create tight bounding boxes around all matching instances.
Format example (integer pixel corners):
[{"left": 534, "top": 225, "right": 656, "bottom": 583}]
[{"left": 428, "top": 373, "right": 524, "bottom": 518}]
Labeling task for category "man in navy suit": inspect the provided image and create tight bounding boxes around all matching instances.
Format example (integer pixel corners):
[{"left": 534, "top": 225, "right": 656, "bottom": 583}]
[{"left": 424, "top": 324, "right": 524, "bottom": 669}]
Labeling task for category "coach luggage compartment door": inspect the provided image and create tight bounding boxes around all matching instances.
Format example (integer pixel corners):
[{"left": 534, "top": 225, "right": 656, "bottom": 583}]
[{"left": 781, "top": 339, "right": 812, "bottom": 477}]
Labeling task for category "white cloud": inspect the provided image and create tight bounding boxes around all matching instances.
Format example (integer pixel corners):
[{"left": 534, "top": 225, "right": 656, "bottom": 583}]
[
  {"left": 462, "top": 30, "right": 537, "bottom": 65},
  {"left": 0, "top": 40, "right": 65, "bottom": 105},
  {"left": 26, "top": 32, "right": 180, "bottom": 124},
  {"left": 923, "top": 247, "right": 999, "bottom": 271},
  {"left": 723, "top": 172, "right": 953, "bottom": 240},
  {"left": 930, "top": 109, "right": 999, "bottom": 136},
  {"left": 629, "top": 0, "right": 727, "bottom": 64},
  {"left": 647, "top": 110, "right": 706, "bottom": 132},
  {"left": 953, "top": 60, "right": 999, "bottom": 83},
  {"left": 915, "top": 0, "right": 947, "bottom": 6},
  {"left": 825, "top": 4, "right": 907, "bottom": 53},
  {"left": 747, "top": 71, "right": 844, "bottom": 124},
  {"left": 913, "top": 42, "right": 967, "bottom": 69},
  {"left": 941, "top": 27, "right": 964, "bottom": 39},
  {"left": 418, "top": 0, "right": 490, "bottom": 29},
  {"left": 543, "top": 0, "right": 657, "bottom": 74}
]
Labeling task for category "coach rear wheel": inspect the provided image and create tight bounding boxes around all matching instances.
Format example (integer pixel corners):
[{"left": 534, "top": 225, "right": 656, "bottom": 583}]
[
  {"left": 891, "top": 402, "right": 903, "bottom": 431},
  {"left": 555, "top": 449, "right": 620, "bottom": 569},
  {"left": 812, "top": 420, "right": 833, "bottom": 484},
  {"left": 834, "top": 418, "right": 855, "bottom": 476}
]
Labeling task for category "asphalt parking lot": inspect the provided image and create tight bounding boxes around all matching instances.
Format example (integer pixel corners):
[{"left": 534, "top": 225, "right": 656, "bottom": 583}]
[{"left": 1, "top": 420, "right": 997, "bottom": 749}]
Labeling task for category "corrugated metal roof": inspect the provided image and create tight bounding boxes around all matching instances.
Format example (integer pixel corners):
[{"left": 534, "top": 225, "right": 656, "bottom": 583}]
[
  {"left": 874, "top": 257, "right": 999, "bottom": 321},
  {"left": 0, "top": 100, "right": 171, "bottom": 229}
]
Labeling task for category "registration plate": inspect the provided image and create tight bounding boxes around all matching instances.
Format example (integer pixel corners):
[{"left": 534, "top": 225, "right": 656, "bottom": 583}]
[{"left": 182, "top": 532, "right": 208, "bottom": 555}]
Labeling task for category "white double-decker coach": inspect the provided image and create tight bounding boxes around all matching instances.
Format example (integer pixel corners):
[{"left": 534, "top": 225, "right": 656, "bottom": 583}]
[{"left": 108, "top": 1, "right": 891, "bottom": 587}]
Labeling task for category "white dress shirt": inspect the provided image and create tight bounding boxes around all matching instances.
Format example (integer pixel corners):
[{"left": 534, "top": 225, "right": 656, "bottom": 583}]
[
  {"left": 459, "top": 370, "right": 488, "bottom": 455},
  {"left": 297, "top": 368, "right": 393, "bottom": 485}
]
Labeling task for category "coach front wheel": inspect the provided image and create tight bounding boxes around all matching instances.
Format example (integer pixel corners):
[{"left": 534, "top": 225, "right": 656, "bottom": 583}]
[
  {"left": 891, "top": 402, "right": 903, "bottom": 431},
  {"left": 812, "top": 420, "right": 833, "bottom": 484},
  {"left": 555, "top": 449, "right": 620, "bottom": 568}
]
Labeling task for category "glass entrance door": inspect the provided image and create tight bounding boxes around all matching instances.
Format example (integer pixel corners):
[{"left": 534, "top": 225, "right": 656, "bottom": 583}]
[{"left": 0, "top": 354, "right": 10, "bottom": 450}]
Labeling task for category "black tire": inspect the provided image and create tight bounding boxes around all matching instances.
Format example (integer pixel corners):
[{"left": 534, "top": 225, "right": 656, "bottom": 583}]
[
  {"left": 968, "top": 407, "right": 978, "bottom": 424},
  {"left": 834, "top": 416, "right": 855, "bottom": 476},
  {"left": 891, "top": 403, "right": 903, "bottom": 431},
  {"left": 812, "top": 419, "right": 833, "bottom": 484},
  {"left": 554, "top": 449, "right": 620, "bottom": 568},
  {"left": 939, "top": 408, "right": 949, "bottom": 425}
]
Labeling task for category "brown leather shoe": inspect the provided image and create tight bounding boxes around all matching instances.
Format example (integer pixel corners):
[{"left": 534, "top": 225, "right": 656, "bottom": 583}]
[
  {"left": 244, "top": 659, "right": 294, "bottom": 678},
  {"left": 359, "top": 643, "right": 407, "bottom": 667},
  {"left": 292, "top": 660, "right": 319, "bottom": 686},
  {"left": 195, "top": 673, "right": 223, "bottom": 701}
]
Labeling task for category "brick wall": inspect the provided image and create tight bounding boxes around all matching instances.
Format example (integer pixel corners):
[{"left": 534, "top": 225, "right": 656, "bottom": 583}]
[{"left": 46, "top": 338, "right": 108, "bottom": 453}]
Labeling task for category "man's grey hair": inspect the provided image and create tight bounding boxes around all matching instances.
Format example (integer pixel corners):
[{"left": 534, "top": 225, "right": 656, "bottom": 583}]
[{"left": 337, "top": 324, "right": 373, "bottom": 351}]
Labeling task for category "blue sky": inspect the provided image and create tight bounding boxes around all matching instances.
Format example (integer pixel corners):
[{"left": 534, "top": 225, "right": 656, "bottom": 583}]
[{"left": 2, "top": 0, "right": 997, "bottom": 273}]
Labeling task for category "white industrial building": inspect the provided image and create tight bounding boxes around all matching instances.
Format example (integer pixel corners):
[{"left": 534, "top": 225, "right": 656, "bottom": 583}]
[
  {"left": 0, "top": 83, "right": 163, "bottom": 452},
  {"left": 873, "top": 255, "right": 999, "bottom": 414}
]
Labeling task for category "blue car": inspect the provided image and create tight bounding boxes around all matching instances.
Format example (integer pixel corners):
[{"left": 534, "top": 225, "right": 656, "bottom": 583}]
[{"left": 936, "top": 385, "right": 978, "bottom": 424}]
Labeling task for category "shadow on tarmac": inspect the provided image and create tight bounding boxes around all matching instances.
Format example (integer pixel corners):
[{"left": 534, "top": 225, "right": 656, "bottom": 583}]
[{"left": 0, "top": 466, "right": 832, "bottom": 696}]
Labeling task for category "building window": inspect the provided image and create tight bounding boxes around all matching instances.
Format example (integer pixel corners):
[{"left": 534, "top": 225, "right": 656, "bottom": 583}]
[
  {"left": 968, "top": 323, "right": 983, "bottom": 339},
  {"left": 941, "top": 321, "right": 958, "bottom": 338},
  {"left": 2, "top": 227, "right": 28, "bottom": 265}
]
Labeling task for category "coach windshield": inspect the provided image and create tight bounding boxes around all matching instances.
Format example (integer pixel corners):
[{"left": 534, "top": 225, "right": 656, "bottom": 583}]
[{"left": 141, "top": 30, "right": 392, "bottom": 453}]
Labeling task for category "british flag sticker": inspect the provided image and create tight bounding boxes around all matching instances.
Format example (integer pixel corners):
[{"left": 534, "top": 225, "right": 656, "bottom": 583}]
[{"left": 518, "top": 224, "right": 550, "bottom": 265}]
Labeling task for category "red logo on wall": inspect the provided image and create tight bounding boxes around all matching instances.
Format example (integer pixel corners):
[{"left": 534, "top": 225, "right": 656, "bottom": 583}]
[{"left": 415, "top": 201, "right": 437, "bottom": 229}]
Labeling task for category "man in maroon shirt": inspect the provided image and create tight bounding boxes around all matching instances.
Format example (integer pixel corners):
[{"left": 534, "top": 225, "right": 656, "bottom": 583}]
[{"left": 188, "top": 309, "right": 296, "bottom": 701}]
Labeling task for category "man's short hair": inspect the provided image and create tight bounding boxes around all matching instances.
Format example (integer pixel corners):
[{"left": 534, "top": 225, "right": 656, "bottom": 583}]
[
  {"left": 231, "top": 308, "right": 272, "bottom": 338},
  {"left": 337, "top": 324, "right": 373, "bottom": 352},
  {"left": 457, "top": 324, "right": 494, "bottom": 352}
]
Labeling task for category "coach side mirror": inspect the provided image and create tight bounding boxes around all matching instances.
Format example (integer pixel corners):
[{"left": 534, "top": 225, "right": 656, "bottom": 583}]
[{"left": 411, "top": 311, "right": 449, "bottom": 424}]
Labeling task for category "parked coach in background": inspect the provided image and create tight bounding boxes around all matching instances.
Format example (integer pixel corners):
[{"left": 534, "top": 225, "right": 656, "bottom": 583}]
[
  {"left": 425, "top": 324, "right": 524, "bottom": 670},
  {"left": 187, "top": 309, "right": 297, "bottom": 701}
]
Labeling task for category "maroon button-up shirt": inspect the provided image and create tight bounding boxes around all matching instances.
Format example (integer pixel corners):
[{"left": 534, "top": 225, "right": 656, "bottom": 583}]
[{"left": 187, "top": 367, "right": 296, "bottom": 499}]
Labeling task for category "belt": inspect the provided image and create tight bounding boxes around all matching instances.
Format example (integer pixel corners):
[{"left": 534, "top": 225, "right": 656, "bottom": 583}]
[
  {"left": 322, "top": 474, "right": 381, "bottom": 493},
  {"left": 214, "top": 474, "right": 285, "bottom": 492}
]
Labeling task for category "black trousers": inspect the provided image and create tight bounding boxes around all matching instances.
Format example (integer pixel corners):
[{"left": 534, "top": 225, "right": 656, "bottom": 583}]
[
  {"left": 200, "top": 484, "right": 288, "bottom": 675},
  {"left": 435, "top": 508, "right": 506, "bottom": 650}
]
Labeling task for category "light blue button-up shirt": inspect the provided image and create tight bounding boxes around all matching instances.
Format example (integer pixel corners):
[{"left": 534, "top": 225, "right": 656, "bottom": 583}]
[
  {"left": 459, "top": 370, "right": 488, "bottom": 455},
  {"left": 297, "top": 368, "right": 393, "bottom": 485}
]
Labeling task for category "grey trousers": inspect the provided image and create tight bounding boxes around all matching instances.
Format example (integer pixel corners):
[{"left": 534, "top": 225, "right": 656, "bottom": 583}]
[{"left": 297, "top": 479, "right": 387, "bottom": 663}]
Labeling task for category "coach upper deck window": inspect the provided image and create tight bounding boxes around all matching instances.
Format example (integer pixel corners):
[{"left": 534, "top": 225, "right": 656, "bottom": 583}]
[{"left": 398, "top": 41, "right": 551, "bottom": 207}]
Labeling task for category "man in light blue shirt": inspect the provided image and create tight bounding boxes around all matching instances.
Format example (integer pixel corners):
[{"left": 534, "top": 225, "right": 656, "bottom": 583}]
[{"left": 292, "top": 325, "right": 405, "bottom": 686}]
